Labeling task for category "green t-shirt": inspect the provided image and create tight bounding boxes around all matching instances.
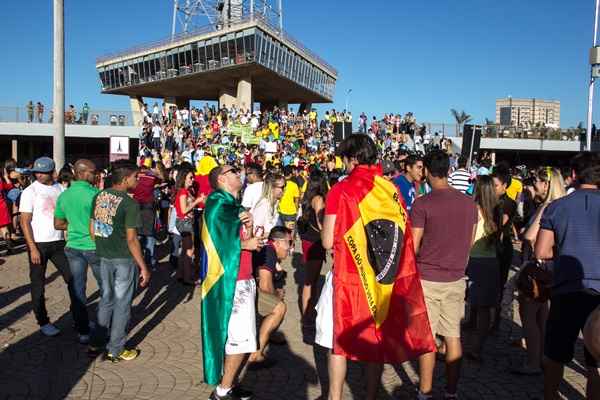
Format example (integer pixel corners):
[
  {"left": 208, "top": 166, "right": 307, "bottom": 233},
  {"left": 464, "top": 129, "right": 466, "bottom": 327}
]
[
  {"left": 54, "top": 180, "right": 99, "bottom": 251},
  {"left": 92, "top": 189, "right": 140, "bottom": 259}
]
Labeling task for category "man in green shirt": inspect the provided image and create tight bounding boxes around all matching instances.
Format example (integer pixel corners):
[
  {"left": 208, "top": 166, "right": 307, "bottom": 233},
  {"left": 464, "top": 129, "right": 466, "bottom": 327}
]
[
  {"left": 54, "top": 159, "right": 101, "bottom": 344},
  {"left": 89, "top": 160, "right": 150, "bottom": 362}
]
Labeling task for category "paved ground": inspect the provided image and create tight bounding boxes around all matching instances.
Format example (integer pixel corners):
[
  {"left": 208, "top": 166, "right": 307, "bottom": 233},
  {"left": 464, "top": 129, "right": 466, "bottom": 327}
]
[{"left": 0, "top": 241, "right": 591, "bottom": 400}]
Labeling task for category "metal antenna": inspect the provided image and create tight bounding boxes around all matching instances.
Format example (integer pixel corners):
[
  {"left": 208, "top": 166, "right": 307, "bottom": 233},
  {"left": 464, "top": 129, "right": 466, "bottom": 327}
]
[{"left": 170, "top": 0, "right": 283, "bottom": 38}]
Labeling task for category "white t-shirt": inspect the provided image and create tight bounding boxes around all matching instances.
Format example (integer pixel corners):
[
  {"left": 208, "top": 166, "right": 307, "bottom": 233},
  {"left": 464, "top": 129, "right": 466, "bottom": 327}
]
[
  {"left": 152, "top": 125, "right": 162, "bottom": 138},
  {"left": 19, "top": 181, "right": 64, "bottom": 243},
  {"left": 251, "top": 197, "right": 279, "bottom": 236},
  {"left": 265, "top": 141, "right": 278, "bottom": 154},
  {"left": 241, "top": 181, "right": 264, "bottom": 209}
]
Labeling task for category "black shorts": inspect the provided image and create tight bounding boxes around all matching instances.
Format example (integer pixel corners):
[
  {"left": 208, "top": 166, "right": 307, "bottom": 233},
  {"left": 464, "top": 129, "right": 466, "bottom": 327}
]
[{"left": 545, "top": 291, "right": 600, "bottom": 367}]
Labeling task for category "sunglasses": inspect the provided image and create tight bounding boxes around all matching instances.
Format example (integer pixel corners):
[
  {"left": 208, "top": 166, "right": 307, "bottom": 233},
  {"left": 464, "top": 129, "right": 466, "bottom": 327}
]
[{"left": 220, "top": 167, "right": 240, "bottom": 176}]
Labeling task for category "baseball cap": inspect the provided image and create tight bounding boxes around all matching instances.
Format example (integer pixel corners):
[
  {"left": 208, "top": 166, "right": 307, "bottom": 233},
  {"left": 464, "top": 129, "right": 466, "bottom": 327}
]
[
  {"left": 381, "top": 160, "right": 395, "bottom": 176},
  {"left": 31, "top": 157, "right": 56, "bottom": 173}
]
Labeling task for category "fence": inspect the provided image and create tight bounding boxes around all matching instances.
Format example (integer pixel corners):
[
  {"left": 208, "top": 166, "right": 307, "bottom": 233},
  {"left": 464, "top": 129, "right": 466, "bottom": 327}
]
[
  {"left": 2, "top": 107, "right": 595, "bottom": 142},
  {"left": 0, "top": 106, "right": 141, "bottom": 127}
]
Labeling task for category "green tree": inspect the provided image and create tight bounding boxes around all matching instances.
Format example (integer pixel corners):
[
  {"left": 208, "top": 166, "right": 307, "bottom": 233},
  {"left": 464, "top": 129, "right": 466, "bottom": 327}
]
[{"left": 450, "top": 109, "right": 472, "bottom": 136}]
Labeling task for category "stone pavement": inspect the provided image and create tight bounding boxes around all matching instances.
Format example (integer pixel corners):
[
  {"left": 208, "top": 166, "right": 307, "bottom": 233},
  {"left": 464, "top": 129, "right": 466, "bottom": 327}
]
[{"left": 0, "top": 243, "right": 590, "bottom": 400}]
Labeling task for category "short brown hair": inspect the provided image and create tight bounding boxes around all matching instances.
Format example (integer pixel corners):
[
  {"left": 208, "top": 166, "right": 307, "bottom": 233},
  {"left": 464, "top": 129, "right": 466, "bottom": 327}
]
[{"left": 209, "top": 165, "right": 224, "bottom": 190}]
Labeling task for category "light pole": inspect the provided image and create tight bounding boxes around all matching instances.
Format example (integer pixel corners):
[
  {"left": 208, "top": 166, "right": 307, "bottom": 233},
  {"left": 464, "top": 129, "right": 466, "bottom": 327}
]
[
  {"left": 53, "top": 0, "right": 65, "bottom": 169},
  {"left": 343, "top": 89, "right": 352, "bottom": 139},
  {"left": 345, "top": 88, "right": 352, "bottom": 112},
  {"left": 587, "top": 0, "right": 600, "bottom": 151}
]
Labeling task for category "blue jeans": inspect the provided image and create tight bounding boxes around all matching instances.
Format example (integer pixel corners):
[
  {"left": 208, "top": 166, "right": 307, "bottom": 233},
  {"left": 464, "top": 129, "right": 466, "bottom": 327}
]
[
  {"left": 171, "top": 233, "right": 181, "bottom": 257},
  {"left": 91, "top": 258, "right": 138, "bottom": 356},
  {"left": 139, "top": 235, "right": 156, "bottom": 268},
  {"left": 64, "top": 247, "right": 102, "bottom": 335}
]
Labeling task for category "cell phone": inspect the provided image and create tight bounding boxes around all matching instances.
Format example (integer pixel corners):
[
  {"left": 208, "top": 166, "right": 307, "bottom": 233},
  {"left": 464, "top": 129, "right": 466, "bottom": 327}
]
[{"left": 254, "top": 226, "right": 264, "bottom": 238}]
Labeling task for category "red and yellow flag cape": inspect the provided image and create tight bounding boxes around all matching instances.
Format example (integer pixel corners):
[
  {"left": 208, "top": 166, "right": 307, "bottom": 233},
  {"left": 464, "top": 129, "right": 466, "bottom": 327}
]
[{"left": 332, "top": 165, "right": 435, "bottom": 363}]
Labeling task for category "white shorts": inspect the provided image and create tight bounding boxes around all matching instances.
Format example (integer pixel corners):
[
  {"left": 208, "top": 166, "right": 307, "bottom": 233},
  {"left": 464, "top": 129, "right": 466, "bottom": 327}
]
[
  {"left": 225, "top": 279, "right": 257, "bottom": 355},
  {"left": 315, "top": 271, "right": 334, "bottom": 349}
]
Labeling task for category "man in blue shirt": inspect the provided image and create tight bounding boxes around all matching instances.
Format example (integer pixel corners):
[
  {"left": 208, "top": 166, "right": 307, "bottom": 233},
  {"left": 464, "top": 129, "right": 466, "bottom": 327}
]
[
  {"left": 535, "top": 152, "right": 600, "bottom": 400},
  {"left": 393, "top": 155, "right": 423, "bottom": 210}
]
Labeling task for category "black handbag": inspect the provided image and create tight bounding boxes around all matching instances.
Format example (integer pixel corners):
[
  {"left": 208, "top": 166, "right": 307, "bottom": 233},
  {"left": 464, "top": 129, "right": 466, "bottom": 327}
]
[{"left": 175, "top": 218, "right": 193, "bottom": 234}]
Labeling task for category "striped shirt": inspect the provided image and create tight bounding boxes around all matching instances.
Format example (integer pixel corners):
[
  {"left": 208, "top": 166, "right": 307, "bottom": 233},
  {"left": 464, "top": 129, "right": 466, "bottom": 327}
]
[{"left": 449, "top": 168, "right": 471, "bottom": 194}]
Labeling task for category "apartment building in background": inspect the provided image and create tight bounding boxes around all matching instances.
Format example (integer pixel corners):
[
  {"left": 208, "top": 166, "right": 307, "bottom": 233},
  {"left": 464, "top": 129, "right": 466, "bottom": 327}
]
[{"left": 495, "top": 98, "right": 560, "bottom": 128}]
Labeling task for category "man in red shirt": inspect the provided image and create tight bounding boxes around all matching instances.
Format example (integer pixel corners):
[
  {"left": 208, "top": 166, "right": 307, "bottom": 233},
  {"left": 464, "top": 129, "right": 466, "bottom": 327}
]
[
  {"left": 132, "top": 161, "right": 161, "bottom": 269},
  {"left": 410, "top": 150, "right": 478, "bottom": 400}
]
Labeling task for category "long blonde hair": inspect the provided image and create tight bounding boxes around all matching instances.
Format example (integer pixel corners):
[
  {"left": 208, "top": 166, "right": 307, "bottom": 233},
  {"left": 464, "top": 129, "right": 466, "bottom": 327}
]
[
  {"left": 474, "top": 175, "right": 499, "bottom": 244},
  {"left": 260, "top": 172, "right": 285, "bottom": 214},
  {"left": 535, "top": 167, "right": 566, "bottom": 205}
]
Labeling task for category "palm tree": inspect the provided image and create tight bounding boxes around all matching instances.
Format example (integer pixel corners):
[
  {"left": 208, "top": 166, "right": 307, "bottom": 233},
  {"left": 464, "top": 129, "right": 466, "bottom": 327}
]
[{"left": 450, "top": 109, "right": 472, "bottom": 136}]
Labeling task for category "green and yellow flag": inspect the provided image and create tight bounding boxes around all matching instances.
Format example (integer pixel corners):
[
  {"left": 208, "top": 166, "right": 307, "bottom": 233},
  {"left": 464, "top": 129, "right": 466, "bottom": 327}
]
[{"left": 200, "top": 189, "right": 244, "bottom": 385}]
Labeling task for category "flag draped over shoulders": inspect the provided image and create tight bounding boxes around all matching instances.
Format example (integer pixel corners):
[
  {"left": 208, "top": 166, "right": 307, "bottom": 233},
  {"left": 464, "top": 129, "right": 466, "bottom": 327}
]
[
  {"left": 200, "top": 189, "right": 243, "bottom": 385},
  {"left": 332, "top": 165, "right": 435, "bottom": 363}
]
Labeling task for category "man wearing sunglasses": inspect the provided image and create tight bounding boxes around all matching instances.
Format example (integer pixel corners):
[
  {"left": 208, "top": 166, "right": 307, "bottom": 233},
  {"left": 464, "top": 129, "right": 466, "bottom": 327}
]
[
  {"left": 204, "top": 164, "right": 263, "bottom": 400},
  {"left": 248, "top": 226, "right": 292, "bottom": 368}
]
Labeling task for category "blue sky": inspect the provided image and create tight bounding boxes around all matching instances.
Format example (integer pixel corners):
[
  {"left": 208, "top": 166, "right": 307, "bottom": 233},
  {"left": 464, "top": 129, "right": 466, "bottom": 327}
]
[{"left": 0, "top": 0, "right": 596, "bottom": 127}]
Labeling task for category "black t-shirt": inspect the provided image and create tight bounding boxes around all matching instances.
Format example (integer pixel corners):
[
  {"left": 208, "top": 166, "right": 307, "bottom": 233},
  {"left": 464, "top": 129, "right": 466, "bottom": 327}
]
[
  {"left": 253, "top": 243, "right": 286, "bottom": 289},
  {"left": 497, "top": 193, "right": 517, "bottom": 250},
  {"left": 293, "top": 175, "right": 305, "bottom": 191}
]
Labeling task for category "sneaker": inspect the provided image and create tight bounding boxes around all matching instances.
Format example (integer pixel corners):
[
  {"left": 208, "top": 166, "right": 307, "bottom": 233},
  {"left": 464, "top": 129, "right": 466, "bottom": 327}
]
[
  {"left": 106, "top": 348, "right": 140, "bottom": 363},
  {"left": 208, "top": 389, "right": 241, "bottom": 400},
  {"left": 40, "top": 323, "right": 60, "bottom": 337},
  {"left": 78, "top": 334, "right": 90, "bottom": 344},
  {"left": 231, "top": 386, "right": 253, "bottom": 400}
]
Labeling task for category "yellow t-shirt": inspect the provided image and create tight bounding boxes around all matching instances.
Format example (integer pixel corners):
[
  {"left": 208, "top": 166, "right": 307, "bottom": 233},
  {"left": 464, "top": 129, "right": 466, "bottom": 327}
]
[
  {"left": 506, "top": 177, "right": 523, "bottom": 201},
  {"left": 278, "top": 180, "right": 300, "bottom": 215},
  {"left": 335, "top": 156, "right": 343, "bottom": 170}
]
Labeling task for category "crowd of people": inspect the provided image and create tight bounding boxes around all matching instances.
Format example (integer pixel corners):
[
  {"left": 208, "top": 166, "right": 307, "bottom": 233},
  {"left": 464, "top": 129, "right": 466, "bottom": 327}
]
[{"left": 1, "top": 104, "right": 600, "bottom": 400}]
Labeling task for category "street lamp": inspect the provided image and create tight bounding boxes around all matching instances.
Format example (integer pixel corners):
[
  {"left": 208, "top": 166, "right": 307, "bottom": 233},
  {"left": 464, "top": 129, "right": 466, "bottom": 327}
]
[
  {"left": 587, "top": 0, "right": 600, "bottom": 151},
  {"left": 345, "top": 89, "right": 352, "bottom": 113},
  {"left": 53, "top": 0, "right": 65, "bottom": 169},
  {"left": 342, "top": 89, "right": 352, "bottom": 140}
]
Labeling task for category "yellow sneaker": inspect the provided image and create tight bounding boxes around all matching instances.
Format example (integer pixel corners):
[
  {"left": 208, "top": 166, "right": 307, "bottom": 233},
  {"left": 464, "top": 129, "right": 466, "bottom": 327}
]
[{"left": 106, "top": 348, "right": 139, "bottom": 363}]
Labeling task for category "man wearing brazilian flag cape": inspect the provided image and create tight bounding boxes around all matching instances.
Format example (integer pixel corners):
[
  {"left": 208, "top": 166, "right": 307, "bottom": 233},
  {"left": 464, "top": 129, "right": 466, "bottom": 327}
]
[
  {"left": 200, "top": 164, "right": 262, "bottom": 400},
  {"left": 316, "top": 135, "right": 436, "bottom": 400}
]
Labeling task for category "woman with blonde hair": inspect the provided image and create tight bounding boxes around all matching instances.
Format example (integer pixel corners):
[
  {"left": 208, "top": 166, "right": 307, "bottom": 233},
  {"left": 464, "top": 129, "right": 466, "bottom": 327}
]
[
  {"left": 512, "top": 167, "right": 565, "bottom": 375},
  {"left": 466, "top": 175, "right": 501, "bottom": 361},
  {"left": 251, "top": 173, "right": 285, "bottom": 238}
]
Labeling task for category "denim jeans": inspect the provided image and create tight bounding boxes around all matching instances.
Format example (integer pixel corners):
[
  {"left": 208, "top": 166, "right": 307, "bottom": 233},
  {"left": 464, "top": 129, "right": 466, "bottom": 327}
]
[
  {"left": 139, "top": 235, "right": 156, "bottom": 268},
  {"left": 64, "top": 247, "right": 102, "bottom": 335},
  {"left": 171, "top": 233, "right": 181, "bottom": 257},
  {"left": 91, "top": 258, "right": 138, "bottom": 356}
]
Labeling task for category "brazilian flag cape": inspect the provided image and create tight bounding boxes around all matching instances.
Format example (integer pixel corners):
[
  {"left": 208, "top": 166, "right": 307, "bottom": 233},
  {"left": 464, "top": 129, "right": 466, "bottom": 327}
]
[
  {"left": 332, "top": 165, "right": 435, "bottom": 363},
  {"left": 200, "top": 189, "right": 244, "bottom": 385}
]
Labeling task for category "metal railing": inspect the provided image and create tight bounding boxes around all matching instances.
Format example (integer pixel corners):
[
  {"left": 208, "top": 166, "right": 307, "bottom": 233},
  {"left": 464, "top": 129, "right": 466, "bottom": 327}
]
[
  {"left": 0, "top": 106, "right": 140, "bottom": 127},
  {"left": 3, "top": 107, "right": 593, "bottom": 142},
  {"left": 96, "top": 14, "right": 338, "bottom": 76},
  {"left": 472, "top": 124, "right": 592, "bottom": 141}
]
